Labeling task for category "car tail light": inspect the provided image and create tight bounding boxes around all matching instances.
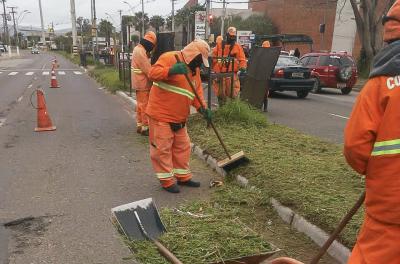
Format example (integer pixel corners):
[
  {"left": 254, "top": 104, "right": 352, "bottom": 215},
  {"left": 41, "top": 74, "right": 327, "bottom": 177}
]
[{"left": 275, "top": 69, "right": 284, "bottom": 78}]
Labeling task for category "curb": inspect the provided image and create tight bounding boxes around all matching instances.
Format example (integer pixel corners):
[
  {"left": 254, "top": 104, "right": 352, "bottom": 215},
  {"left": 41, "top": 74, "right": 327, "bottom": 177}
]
[{"left": 115, "top": 90, "right": 350, "bottom": 264}]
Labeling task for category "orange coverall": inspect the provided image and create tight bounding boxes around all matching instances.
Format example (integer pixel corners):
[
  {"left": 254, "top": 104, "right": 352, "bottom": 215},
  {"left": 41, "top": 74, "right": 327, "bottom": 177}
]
[
  {"left": 344, "top": 76, "right": 400, "bottom": 263},
  {"left": 146, "top": 51, "right": 206, "bottom": 188},
  {"left": 212, "top": 42, "right": 247, "bottom": 98},
  {"left": 131, "top": 44, "right": 152, "bottom": 132}
]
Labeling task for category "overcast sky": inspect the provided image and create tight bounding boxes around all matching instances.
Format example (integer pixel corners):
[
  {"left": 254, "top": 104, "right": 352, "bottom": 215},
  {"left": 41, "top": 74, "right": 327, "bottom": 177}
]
[{"left": 5, "top": 0, "right": 247, "bottom": 31}]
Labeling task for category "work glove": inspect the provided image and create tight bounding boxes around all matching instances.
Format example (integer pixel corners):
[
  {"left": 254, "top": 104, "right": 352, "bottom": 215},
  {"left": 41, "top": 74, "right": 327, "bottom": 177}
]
[
  {"left": 238, "top": 68, "right": 247, "bottom": 75},
  {"left": 198, "top": 107, "right": 213, "bottom": 122},
  {"left": 169, "top": 62, "right": 188, "bottom": 75}
]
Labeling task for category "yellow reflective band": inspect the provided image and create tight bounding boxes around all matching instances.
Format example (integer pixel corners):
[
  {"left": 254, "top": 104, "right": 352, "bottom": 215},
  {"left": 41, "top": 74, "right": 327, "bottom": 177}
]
[
  {"left": 173, "top": 168, "right": 191, "bottom": 175},
  {"left": 374, "top": 139, "right": 400, "bottom": 147},
  {"left": 132, "top": 67, "right": 143, "bottom": 74},
  {"left": 371, "top": 138, "right": 400, "bottom": 156},
  {"left": 153, "top": 82, "right": 195, "bottom": 100},
  {"left": 156, "top": 172, "right": 173, "bottom": 179}
]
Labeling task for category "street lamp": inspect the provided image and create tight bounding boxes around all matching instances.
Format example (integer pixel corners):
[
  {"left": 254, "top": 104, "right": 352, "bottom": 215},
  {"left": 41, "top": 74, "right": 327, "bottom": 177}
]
[{"left": 123, "top": 1, "right": 135, "bottom": 15}]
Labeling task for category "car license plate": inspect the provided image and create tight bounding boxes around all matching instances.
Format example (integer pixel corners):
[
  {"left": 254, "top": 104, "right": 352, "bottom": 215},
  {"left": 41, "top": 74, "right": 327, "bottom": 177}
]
[
  {"left": 292, "top": 72, "right": 304, "bottom": 78},
  {"left": 337, "top": 83, "right": 347, "bottom": 89}
]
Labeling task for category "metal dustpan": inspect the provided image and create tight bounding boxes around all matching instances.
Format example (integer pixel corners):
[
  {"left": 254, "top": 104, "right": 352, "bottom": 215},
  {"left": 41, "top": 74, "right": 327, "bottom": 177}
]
[
  {"left": 111, "top": 198, "right": 166, "bottom": 241},
  {"left": 112, "top": 198, "right": 184, "bottom": 264},
  {"left": 211, "top": 250, "right": 281, "bottom": 264}
]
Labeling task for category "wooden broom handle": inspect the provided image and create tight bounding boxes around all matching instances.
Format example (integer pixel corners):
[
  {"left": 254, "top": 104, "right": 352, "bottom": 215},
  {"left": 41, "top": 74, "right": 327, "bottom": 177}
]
[
  {"left": 153, "top": 239, "right": 183, "bottom": 264},
  {"left": 174, "top": 54, "right": 231, "bottom": 159},
  {"left": 310, "top": 191, "right": 366, "bottom": 264}
]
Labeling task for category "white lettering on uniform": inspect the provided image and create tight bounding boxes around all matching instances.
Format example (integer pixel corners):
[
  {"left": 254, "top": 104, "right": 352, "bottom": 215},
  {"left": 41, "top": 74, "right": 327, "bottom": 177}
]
[
  {"left": 395, "top": 76, "right": 400, "bottom": 86},
  {"left": 387, "top": 77, "right": 396, "bottom": 90}
]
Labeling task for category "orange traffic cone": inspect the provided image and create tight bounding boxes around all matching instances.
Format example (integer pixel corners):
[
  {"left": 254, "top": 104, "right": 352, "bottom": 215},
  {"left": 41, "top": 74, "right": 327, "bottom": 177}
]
[
  {"left": 50, "top": 70, "right": 60, "bottom": 88},
  {"left": 34, "top": 89, "right": 56, "bottom": 132}
]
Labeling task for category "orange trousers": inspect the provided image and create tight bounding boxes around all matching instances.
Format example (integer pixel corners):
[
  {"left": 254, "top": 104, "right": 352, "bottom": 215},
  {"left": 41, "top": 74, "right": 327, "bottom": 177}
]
[
  {"left": 148, "top": 117, "right": 192, "bottom": 188},
  {"left": 348, "top": 214, "right": 400, "bottom": 263},
  {"left": 136, "top": 90, "right": 150, "bottom": 130},
  {"left": 212, "top": 74, "right": 240, "bottom": 99}
]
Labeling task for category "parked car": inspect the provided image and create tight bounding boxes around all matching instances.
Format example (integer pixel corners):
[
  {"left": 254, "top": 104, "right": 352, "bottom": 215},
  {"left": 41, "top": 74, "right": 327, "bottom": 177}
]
[
  {"left": 0, "top": 43, "right": 7, "bottom": 53},
  {"left": 269, "top": 55, "right": 315, "bottom": 98},
  {"left": 300, "top": 52, "right": 358, "bottom": 94},
  {"left": 31, "top": 48, "right": 40, "bottom": 54}
]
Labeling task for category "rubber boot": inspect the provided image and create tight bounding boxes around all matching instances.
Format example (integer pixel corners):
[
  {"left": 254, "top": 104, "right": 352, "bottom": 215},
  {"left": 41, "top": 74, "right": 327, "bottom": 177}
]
[
  {"left": 178, "top": 180, "right": 200, "bottom": 187},
  {"left": 163, "top": 184, "right": 180, "bottom": 193}
]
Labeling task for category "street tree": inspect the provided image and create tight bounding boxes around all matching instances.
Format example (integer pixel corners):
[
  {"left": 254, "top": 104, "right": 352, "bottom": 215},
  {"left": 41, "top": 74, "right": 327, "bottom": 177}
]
[
  {"left": 150, "top": 15, "right": 165, "bottom": 33},
  {"left": 346, "top": 0, "right": 395, "bottom": 72},
  {"left": 132, "top": 12, "right": 150, "bottom": 36},
  {"left": 76, "top": 17, "right": 91, "bottom": 36},
  {"left": 98, "top": 19, "right": 114, "bottom": 44}
]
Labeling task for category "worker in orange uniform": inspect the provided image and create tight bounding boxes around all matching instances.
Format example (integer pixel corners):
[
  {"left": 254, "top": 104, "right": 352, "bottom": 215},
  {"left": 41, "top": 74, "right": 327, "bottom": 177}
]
[
  {"left": 131, "top": 31, "right": 157, "bottom": 136},
  {"left": 344, "top": 1, "right": 400, "bottom": 263},
  {"left": 261, "top": 40, "right": 271, "bottom": 111},
  {"left": 212, "top": 27, "right": 247, "bottom": 102},
  {"left": 211, "top": 35, "right": 224, "bottom": 99},
  {"left": 146, "top": 39, "right": 212, "bottom": 193}
]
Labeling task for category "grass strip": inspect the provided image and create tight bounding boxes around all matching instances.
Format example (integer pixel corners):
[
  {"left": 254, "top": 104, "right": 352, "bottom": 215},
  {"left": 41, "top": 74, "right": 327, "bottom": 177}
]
[
  {"left": 88, "top": 65, "right": 126, "bottom": 93},
  {"left": 120, "top": 185, "right": 273, "bottom": 264},
  {"left": 188, "top": 99, "right": 364, "bottom": 248}
]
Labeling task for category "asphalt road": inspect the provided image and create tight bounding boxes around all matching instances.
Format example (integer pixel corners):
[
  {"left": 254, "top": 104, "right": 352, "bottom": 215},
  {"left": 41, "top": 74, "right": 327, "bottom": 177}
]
[
  {"left": 0, "top": 51, "right": 216, "bottom": 264},
  {"left": 266, "top": 89, "right": 358, "bottom": 143}
]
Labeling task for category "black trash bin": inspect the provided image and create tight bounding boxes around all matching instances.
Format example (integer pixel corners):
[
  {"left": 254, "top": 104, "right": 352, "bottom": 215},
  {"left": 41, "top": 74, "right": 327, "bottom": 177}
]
[{"left": 80, "top": 52, "right": 87, "bottom": 67}]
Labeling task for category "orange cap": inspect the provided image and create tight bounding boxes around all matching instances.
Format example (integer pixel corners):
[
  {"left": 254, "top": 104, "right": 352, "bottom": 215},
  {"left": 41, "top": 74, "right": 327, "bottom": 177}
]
[
  {"left": 181, "top": 39, "right": 211, "bottom": 67},
  {"left": 144, "top": 31, "right": 157, "bottom": 45},
  {"left": 262, "top": 41, "right": 271, "bottom": 48},
  {"left": 384, "top": 0, "right": 400, "bottom": 42},
  {"left": 227, "top": 26, "right": 237, "bottom": 36}
]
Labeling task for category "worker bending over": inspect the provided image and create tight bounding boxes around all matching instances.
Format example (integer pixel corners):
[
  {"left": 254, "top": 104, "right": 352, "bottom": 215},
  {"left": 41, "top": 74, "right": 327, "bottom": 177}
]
[
  {"left": 131, "top": 31, "right": 157, "bottom": 136},
  {"left": 212, "top": 27, "right": 247, "bottom": 102},
  {"left": 146, "top": 39, "right": 212, "bottom": 193},
  {"left": 344, "top": 1, "right": 400, "bottom": 262}
]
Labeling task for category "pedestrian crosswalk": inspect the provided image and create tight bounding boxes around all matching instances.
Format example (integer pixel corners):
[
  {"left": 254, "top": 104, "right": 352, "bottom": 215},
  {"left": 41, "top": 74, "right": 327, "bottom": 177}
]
[{"left": 0, "top": 71, "right": 84, "bottom": 76}]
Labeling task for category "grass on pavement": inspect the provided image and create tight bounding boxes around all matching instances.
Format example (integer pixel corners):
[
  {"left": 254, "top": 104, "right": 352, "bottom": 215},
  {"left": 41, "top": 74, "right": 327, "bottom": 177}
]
[
  {"left": 88, "top": 64, "right": 126, "bottom": 93},
  {"left": 187, "top": 99, "right": 364, "bottom": 248}
]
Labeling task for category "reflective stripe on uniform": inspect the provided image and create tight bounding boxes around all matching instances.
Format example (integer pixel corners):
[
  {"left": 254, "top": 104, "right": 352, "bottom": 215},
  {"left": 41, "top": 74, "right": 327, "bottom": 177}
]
[
  {"left": 132, "top": 67, "right": 143, "bottom": 74},
  {"left": 371, "top": 139, "right": 400, "bottom": 156},
  {"left": 173, "top": 168, "right": 191, "bottom": 175},
  {"left": 156, "top": 172, "right": 173, "bottom": 179},
  {"left": 153, "top": 82, "right": 195, "bottom": 100}
]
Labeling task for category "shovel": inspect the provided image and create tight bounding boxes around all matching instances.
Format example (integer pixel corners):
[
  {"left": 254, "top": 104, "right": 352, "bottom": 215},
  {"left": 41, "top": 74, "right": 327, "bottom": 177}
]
[
  {"left": 174, "top": 54, "right": 248, "bottom": 170},
  {"left": 111, "top": 198, "right": 183, "bottom": 264}
]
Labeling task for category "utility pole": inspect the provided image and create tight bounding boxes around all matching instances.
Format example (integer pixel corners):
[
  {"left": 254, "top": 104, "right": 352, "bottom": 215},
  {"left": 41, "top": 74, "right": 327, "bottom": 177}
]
[
  {"left": 7, "top": 6, "right": 17, "bottom": 46},
  {"left": 119, "top": 10, "right": 123, "bottom": 52},
  {"left": 171, "top": 0, "right": 175, "bottom": 32},
  {"left": 220, "top": 0, "right": 226, "bottom": 37},
  {"left": 141, "top": 0, "right": 145, "bottom": 38},
  {"left": 2, "top": 0, "right": 9, "bottom": 45},
  {"left": 93, "top": 0, "right": 98, "bottom": 61},
  {"left": 205, "top": 0, "right": 210, "bottom": 41},
  {"left": 38, "top": 0, "right": 46, "bottom": 46}
]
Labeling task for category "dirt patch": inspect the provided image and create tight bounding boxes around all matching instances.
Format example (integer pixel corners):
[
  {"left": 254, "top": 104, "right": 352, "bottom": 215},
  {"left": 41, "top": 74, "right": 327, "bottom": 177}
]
[{"left": 4, "top": 216, "right": 52, "bottom": 255}]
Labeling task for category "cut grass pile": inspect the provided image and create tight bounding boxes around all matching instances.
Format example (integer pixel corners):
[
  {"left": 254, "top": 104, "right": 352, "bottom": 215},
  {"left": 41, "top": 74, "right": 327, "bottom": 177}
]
[
  {"left": 122, "top": 185, "right": 273, "bottom": 264},
  {"left": 188, "top": 99, "right": 364, "bottom": 248},
  {"left": 88, "top": 65, "right": 126, "bottom": 93}
]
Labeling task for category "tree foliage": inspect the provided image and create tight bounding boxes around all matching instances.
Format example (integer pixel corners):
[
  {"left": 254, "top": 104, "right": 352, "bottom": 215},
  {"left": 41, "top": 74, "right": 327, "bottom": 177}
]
[
  {"left": 150, "top": 15, "right": 165, "bottom": 33},
  {"left": 76, "top": 17, "right": 91, "bottom": 36},
  {"left": 132, "top": 12, "right": 150, "bottom": 36},
  {"left": 98, "top": 19, "right": 114, "bottom": 43},
  {"left": 210, "top": 14, "right": 275, "bottom": 37},
  {"left": 175, "top": 4, "right": 205, "bottom": 27}
]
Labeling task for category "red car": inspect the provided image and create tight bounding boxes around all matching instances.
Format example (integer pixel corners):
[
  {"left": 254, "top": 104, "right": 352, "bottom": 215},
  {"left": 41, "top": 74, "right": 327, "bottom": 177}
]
[{"left": 300, "top": 52, "right": 358, "bottom": 94}]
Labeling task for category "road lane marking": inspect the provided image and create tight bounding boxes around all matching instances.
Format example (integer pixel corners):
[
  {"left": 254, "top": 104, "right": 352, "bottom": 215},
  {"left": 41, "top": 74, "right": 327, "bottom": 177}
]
[
  {"left": 329, "top": 113, "right": 349, "bottom": 120},
  {"left": 8, "top": 72, "right": 18, "bottom": 76},
  {"left": 42, "top": 71, "right": 49, "bottom": 75},
  {"left": 28, "top": 84, "right": 33, "bottom": 89},
  {"left": 58, "top": 71, "right": 66, "bottom": 75},
  {"left": 73, "top": 71, "right": 83, "bottom": 75},
  {"left": 25, "top": 72, "right": 34, "bottom": 76},
  {"left": 17, "top": 96, "right": 23, "bottom": 102},
  {"left": 0, "top": 118, "right": 5, "bottom": 127}
]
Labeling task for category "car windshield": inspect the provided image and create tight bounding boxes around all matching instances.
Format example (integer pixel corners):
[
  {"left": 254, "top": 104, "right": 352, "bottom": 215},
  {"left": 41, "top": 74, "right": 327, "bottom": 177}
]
[{"left": 276, "top": 56, "right": 301, "bottom": 66}]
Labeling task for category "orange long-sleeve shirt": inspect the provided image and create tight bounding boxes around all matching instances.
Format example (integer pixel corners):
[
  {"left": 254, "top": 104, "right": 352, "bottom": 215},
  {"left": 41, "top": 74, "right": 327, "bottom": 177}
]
[
  {"left": 131, "top": 44, "right": 152, "bottom": 91},
  {"left": 344, "top": 76, "right": 400, "bottom": 225},
  {"left": 146, "top": 51, "right": 206, "bottom": 123},
  {"left": 212, "top": 42, "right": 247, "bottom": 73}
]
